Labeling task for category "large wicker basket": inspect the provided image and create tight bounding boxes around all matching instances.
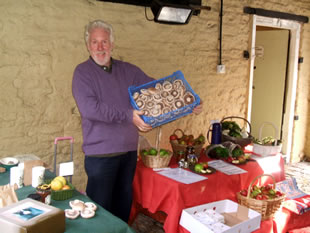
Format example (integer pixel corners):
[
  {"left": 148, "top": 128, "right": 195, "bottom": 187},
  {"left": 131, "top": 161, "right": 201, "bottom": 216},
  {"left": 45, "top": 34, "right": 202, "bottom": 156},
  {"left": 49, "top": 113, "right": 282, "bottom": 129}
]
[
  {"left": 141, "top": 149, "right": 173, "bottom": 169},
  {"left": 236, "top": 174, "right": 286, "bottom": 221},
  {"left": 221, "top": 116, "right": 253, "bottom": 148},
  {"left": 169, "top": 129, "right": 204, "bottom": 158}
]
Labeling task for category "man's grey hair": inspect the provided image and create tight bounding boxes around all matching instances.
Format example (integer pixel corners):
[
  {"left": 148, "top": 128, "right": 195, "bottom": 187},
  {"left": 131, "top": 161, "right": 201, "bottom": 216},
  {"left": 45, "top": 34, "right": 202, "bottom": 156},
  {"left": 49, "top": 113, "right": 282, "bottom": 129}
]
[{"left": 84, "top": 20, "right": 114, "bottom": 45}]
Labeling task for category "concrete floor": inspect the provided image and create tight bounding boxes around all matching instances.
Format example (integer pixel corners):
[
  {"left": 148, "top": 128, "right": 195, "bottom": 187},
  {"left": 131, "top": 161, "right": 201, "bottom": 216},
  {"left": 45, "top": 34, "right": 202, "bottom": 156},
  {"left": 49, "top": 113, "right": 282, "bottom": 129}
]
[{"left": 130, "top": 160, "right": 310, "bottom": 233}]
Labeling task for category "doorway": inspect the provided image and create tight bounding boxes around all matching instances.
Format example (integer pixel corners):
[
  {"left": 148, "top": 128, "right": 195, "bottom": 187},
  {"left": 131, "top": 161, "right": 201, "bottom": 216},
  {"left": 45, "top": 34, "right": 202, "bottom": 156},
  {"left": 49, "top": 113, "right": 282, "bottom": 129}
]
[
  {"left": 251, "top": 28, "right": 289, "bottom": 141},
  {"left": 247, "top": 15, "right": 301, "bottom": 162}
]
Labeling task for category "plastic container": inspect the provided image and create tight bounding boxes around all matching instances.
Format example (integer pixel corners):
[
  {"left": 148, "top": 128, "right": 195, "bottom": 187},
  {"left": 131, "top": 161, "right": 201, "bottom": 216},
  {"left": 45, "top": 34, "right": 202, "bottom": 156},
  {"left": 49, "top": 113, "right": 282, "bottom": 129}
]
[{"left": 128, "top": 70, "right": 201, "bottom": 128}]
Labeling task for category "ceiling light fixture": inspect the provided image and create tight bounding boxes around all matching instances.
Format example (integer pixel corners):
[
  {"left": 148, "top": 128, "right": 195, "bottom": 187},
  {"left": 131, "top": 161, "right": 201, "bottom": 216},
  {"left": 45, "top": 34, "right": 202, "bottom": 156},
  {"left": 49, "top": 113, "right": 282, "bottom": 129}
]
[
  {"left": 97, "top": 0, "right": 211, "bottom": 24},
  {"left": 150, "top": 0, "right": 210, "bottom": 24}
]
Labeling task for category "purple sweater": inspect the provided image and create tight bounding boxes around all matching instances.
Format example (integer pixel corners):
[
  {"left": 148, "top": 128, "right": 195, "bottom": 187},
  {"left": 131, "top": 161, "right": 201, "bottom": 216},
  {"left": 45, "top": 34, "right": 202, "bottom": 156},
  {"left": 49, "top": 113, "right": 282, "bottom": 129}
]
[{"left": 72, "top": 58, "right": 153, "bottom": 155}]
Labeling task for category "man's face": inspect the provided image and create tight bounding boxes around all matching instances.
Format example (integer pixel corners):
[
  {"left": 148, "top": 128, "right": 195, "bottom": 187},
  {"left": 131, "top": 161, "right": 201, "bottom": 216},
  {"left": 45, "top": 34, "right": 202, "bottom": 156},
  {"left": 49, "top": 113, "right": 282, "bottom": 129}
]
[{"left": 87, "top": 28, "right": 114, "bottom": 66}]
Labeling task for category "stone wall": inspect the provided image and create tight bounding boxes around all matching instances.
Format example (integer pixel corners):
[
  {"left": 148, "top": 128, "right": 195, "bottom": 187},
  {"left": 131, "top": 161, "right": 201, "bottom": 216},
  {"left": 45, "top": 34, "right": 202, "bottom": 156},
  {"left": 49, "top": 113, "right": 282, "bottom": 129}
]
[{"left": 0, "top": 0, "right": 309, "bottom": 190}]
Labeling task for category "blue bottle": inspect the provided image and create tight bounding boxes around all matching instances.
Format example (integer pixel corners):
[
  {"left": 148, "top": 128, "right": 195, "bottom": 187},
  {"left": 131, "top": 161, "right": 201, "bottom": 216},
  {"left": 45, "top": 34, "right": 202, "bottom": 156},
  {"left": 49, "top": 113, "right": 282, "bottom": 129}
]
[{"left": 211, "top": 120, "right": 222, "bottom": 144}]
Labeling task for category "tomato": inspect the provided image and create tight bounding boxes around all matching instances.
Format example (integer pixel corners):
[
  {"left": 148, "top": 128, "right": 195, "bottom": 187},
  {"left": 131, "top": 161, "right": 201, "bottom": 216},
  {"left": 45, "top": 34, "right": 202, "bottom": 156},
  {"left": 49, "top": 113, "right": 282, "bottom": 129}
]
[{"left": 240, "top": 190, "right": 247, "bottom": 196}]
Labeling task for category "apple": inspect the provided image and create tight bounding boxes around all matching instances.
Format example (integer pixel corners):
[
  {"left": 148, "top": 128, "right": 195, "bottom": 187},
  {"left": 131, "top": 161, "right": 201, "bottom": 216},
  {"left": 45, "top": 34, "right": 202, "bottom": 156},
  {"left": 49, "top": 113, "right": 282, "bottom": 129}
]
[
  {"left": 170, "top": 134, "right": 178, "bottom": 141},
  {"left": 160, "top": 149, "right": 168, "bottom": 157},
  {"left": 141, "top": 149, "right": 149, "bottom": 156},
  {"left": 194, "top": 163, "right": 203, "bottom": 173},
  {"left": 197, "top": 134, "right": 206, "bottom": 143},
  {"left": 148, "top": 148, "right": 158, "bottom": 156},
  {"left": 179, "top": 140, "right": 186, "bottom": 145},
  {"left": 202, "top": 162, "right": 208, "bottom": 169}
]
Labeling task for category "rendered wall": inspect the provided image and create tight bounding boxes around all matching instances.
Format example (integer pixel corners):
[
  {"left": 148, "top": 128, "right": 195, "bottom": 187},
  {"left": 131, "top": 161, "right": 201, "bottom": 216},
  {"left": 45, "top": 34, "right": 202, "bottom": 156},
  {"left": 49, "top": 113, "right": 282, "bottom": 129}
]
[{"left": 0, "top": 0, "right": 309, "bottom": 190}]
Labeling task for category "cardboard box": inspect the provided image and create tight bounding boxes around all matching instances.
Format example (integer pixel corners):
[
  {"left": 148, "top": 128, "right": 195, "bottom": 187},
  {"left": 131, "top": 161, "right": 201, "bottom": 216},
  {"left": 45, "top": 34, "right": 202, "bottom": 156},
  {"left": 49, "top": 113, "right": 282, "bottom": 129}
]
[
  {"left": 0, "top": 198, "right": 65, "bottom": 233},
  {"left": 179, "top": 199, "right": 261, "bottom": 233}
]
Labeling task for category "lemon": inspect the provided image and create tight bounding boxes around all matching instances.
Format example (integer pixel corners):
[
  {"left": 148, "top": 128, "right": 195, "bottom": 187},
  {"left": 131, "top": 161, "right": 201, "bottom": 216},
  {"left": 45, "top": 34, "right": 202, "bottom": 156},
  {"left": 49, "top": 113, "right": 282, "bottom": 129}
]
[
  {"left": 54, "top": 176, "right": 67, "bottom": 186},
  {"left": 51, "top": 179, "right": 63, "bottom": 191}
]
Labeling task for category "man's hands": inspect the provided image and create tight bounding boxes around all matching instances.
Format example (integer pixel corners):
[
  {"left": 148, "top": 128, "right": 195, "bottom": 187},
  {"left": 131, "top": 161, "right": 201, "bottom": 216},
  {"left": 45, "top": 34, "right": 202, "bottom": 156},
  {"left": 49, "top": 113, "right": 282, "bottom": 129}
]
[
  {"left": 133, "top": 100, "right": 203, "bottom": 131},
  {"left": 133, "top": 110, "right": 152, "bottom": 132},
  {"left": 192, "top": 101, "right": 203, "bottom": 115}
]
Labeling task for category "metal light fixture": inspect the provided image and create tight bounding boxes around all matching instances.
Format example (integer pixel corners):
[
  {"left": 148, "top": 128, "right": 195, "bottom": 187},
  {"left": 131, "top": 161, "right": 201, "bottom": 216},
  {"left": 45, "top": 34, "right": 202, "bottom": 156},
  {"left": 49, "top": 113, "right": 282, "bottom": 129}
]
[
  {"left": 97, "top": 0, "right": 210, "bottom": 24},
  {"left": 151, "top": 0, "right": 202, "bottom": 24}
]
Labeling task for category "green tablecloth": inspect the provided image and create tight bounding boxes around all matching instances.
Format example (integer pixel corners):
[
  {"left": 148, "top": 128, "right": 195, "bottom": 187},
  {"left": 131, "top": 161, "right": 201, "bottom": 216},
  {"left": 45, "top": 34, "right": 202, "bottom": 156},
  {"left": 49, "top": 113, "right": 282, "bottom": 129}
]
[{"left": 0, "top": 169, "right": 136, "bottom": 233}]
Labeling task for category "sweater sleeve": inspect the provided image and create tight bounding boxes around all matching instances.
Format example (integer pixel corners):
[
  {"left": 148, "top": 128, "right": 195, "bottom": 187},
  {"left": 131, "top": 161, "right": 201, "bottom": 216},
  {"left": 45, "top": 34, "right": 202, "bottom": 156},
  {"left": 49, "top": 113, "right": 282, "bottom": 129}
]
[{"left": 72, "top": 66, "right": 133, "bottom": 124}]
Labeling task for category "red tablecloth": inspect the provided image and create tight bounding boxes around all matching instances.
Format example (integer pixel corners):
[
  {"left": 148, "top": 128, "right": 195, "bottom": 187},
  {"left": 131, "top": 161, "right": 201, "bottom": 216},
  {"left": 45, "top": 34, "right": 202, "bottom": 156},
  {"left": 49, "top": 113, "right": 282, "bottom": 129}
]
[{"left": 130, "top": 154, "right": 289, "bottom": 233}]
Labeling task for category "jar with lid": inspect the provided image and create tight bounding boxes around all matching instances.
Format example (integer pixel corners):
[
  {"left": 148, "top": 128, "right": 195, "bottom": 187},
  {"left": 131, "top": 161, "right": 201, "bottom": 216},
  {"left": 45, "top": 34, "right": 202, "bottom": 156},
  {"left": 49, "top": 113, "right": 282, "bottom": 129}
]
[
  {"left": 186, "top": 146, "right": 198, "bottom": 166},
  {"left": 36, "top": 184, "right": 51, "bottom": 205}
]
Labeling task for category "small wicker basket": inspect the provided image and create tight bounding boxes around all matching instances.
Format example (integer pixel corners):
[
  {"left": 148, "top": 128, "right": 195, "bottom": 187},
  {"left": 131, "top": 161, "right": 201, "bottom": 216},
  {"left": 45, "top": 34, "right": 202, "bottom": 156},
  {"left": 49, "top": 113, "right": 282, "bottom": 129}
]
[
  {"left": 141, "top": 150, "right": 173, "bottom": 169},
  {"left": 236, "top": 174, "right": 286, "bottom": 221},
  {"left": 169, "top": 129, "right": 204, "bottom": 158},
  {"left": 140, "top": 127, "right": 173, "bottom": 169}
]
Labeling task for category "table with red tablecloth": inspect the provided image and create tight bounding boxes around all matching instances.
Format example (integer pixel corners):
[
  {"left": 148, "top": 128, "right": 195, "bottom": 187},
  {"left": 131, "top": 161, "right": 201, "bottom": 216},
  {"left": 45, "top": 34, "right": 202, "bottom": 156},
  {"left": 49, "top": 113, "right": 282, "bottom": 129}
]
[{"left": 130, "top": 153, "right": 310, "bottom": 233}]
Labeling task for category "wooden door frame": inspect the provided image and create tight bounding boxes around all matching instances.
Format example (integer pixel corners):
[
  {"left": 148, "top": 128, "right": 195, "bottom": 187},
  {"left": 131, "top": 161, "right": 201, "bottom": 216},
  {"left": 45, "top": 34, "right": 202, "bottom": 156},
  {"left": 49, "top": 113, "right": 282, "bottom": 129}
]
[{"left": 247, "top": 15, "right": 301, "bottom": 162}]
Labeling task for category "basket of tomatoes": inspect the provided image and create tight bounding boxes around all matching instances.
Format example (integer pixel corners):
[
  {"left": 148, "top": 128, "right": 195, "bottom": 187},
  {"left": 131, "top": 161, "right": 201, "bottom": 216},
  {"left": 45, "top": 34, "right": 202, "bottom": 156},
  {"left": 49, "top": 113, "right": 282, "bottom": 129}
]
[{"left": 236, "top": 174, "right": 285, "bottom": 220}]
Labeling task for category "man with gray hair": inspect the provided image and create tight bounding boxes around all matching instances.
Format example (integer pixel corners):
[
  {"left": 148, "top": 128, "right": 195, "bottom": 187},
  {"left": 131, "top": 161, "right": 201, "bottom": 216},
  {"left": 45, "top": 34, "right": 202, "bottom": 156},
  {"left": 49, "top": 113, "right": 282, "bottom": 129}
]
[
  {"left": 72, "top": 19, "right": 202, "bottom": 223},
  {"left": 72, "top": 19, "right": 153, "bottom": 222}
]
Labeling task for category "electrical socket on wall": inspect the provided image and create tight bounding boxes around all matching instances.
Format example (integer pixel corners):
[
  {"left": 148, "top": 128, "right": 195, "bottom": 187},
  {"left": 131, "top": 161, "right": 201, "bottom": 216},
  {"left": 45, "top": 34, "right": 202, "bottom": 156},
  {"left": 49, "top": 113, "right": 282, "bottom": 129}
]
[{"left": 217, "top": 64, "right": 226, "bottom": 74}]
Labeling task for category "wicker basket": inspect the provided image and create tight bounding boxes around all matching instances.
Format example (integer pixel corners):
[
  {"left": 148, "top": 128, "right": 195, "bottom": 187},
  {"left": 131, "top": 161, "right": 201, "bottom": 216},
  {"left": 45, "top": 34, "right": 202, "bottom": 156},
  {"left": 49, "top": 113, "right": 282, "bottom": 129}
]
[
  {"left": 169, "top": 129, "right": 204, "bottom": 158},
  {"left": 236, "top": 174, "right": 286, "bottom": 220},
  {"left": 141, "top": 149, "right": 173, "bottom": 169},
  {"left": 140, "top": 127, "right": 173, "bottom": 169},
  {"left": 253, "top": 122, "right": 282, "bottom": 156},
  {"left": 221, "top": 116, "right": 253, "bottom": 148}
]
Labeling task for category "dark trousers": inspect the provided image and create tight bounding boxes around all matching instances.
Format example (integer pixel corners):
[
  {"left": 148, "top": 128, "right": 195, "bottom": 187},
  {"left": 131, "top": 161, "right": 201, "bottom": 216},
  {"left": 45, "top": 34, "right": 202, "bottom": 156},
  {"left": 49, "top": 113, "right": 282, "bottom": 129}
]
[{"left": 84, "top": 151, "right": 137, "bottom": 223}]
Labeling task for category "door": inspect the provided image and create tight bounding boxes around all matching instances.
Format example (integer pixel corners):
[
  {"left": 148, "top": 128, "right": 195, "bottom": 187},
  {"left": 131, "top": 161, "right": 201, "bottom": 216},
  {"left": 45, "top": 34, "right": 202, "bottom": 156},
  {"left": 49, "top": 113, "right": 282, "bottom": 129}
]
[
  {"left": 247, "top": 15, "right": 301, "bottom": 162},
  {"left": 251, "top": 29, "right": 289, "bottom": 142}
]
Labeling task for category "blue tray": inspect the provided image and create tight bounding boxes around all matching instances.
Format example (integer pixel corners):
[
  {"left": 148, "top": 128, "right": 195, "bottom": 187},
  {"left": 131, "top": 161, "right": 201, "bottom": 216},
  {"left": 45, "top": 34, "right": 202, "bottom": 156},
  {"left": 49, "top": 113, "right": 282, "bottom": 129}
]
[{"left": 128, "top": 70, "right": 201, "bottom": 128}]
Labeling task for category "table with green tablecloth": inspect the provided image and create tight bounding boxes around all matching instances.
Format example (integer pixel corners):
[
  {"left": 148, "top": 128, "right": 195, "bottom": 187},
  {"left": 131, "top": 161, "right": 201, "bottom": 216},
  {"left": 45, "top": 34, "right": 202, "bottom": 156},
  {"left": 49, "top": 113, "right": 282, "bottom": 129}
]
[{"left": 0, "top": 170, "right": 135, "bottom": 233}]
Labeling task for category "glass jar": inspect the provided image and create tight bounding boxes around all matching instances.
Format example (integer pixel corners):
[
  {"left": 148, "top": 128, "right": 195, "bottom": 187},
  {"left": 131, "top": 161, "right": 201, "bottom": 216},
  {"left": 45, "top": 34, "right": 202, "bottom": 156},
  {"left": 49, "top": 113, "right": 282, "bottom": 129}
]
[
  {"left": 36, "top": 184, "right": 51, "bottom": 205},
  {"left": 186, "top": 146, "right": 198, "bottom": 166}
]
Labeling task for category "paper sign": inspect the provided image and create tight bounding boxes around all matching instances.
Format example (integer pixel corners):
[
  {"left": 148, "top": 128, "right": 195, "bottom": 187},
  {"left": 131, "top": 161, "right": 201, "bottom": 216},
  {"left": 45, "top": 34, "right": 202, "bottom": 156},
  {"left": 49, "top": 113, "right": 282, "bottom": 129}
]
[
  {"left": 207, "top": 160, "right": 247, "bottom": 175},
  {"left": 157, "top": 168, "right": 207, "bottom": 184},
  {"left": 58, "top": 162, "right": 74, "bottom": 177}
]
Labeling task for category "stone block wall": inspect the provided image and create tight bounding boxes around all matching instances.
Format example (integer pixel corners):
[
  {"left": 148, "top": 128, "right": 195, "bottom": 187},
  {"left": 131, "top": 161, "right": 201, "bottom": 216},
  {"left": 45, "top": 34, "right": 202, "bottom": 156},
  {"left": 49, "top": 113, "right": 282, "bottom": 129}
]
[{"left": 0, "top": 0, "right": 309, "bottom": 190}]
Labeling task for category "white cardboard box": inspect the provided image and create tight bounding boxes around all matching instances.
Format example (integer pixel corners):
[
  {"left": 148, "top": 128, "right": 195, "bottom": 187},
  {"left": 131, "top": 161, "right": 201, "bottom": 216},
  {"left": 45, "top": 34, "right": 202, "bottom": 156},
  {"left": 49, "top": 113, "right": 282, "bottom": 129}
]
[
  {"left": 179, "top": 199, "right": 261, "bottom": 233},
  {"left": 0, "top": 198, "right": 65, "bottom": 233}
]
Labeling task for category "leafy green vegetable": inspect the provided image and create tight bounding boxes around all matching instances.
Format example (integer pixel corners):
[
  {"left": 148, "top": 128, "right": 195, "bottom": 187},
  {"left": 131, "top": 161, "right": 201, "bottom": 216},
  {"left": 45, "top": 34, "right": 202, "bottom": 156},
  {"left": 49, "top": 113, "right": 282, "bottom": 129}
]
[
  {"left": 232, "top": 147, "right": 244, "bottom": 158},
  {"left": 254, "top": 136, "right": 282, "bottom": 146},
  {"left": 222, "top": 121, "right": 242, "bottom": 138},
  {"left": 214, "top": 147, "right": 229, "bottom": 158}
]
